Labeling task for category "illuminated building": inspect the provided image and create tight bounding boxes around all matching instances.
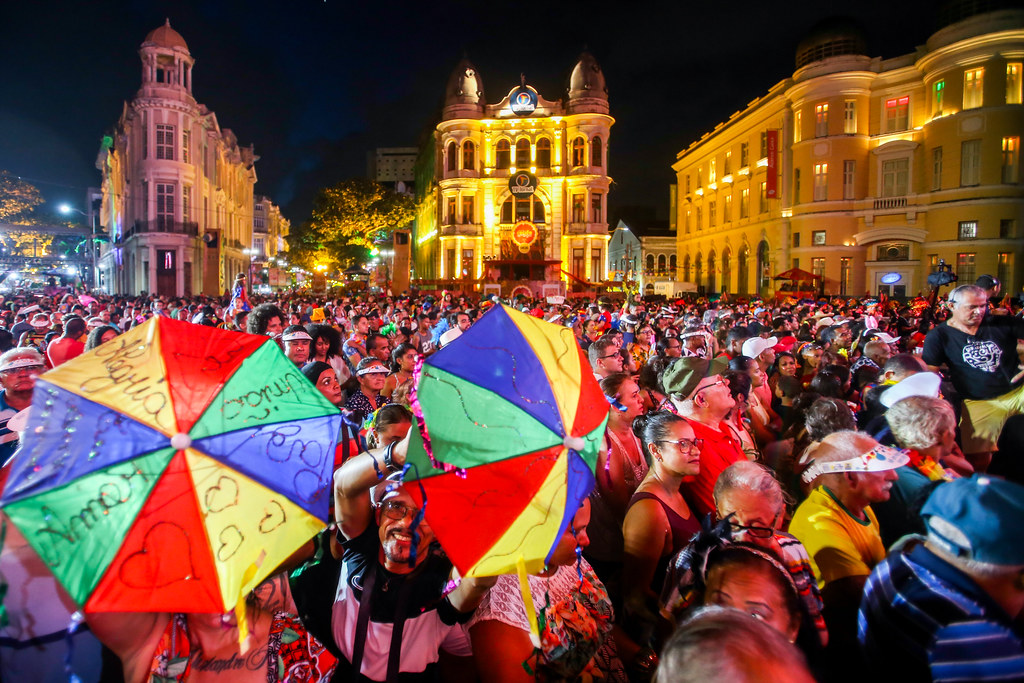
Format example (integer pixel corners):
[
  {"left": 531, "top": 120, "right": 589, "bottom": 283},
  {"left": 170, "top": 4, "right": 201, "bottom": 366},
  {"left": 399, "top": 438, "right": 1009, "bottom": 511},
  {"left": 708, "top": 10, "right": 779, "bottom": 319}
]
[
  {"left": 252, "top": 195, "right": 289, "bottom": 260},
  {"left": 96, "top": 20, "right": 258, "bottom": 296},
  {"left": 412, "top": 52, "right": 614, "bottom": 292},
  {"left": 673, "top": 4, "right": 1024, "bottom": 298},
  {"left": 608, "top": 219, "right": 677, "bottom": 293}
]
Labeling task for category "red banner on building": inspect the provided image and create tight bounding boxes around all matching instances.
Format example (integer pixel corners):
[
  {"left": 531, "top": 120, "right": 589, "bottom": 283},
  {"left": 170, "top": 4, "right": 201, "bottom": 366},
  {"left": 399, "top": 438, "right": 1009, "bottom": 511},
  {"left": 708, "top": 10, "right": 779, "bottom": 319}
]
[{"left": 766, "top": 129, "right": 778, "bottom": 199}]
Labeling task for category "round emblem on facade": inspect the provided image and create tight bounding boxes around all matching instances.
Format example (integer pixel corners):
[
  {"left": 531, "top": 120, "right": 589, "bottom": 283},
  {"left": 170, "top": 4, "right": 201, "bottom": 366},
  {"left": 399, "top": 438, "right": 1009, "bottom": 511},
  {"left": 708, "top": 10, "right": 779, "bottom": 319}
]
[
  {"left": 512, "top": 221, "right": 538, "bottom": 252},
  {"left": 508, "top": 171, "right": 538, "bottom": 196},
  {"left": 510, "top": 86, "right": 538, "bottom": 116},
  {"left": 880, "top": 272, "right": 902, "bottom": 285}
]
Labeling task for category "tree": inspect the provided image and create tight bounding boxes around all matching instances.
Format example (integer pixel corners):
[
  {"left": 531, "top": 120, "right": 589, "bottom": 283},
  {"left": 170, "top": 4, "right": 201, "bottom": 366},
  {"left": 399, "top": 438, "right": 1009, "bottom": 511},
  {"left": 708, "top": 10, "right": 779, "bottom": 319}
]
[
  {"left": 0, "top": 170, "right": 44, "bottom": 223},
  {"left": 289, "top": 179, "right": 414, "bottom": 269}
]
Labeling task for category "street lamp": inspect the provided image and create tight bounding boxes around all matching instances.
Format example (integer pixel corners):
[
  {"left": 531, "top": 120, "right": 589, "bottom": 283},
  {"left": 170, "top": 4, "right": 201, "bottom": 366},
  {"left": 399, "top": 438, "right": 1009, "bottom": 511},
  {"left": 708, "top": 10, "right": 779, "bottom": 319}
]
[{"left": 59, "top": 203, "right": 98, "bottom": 291}]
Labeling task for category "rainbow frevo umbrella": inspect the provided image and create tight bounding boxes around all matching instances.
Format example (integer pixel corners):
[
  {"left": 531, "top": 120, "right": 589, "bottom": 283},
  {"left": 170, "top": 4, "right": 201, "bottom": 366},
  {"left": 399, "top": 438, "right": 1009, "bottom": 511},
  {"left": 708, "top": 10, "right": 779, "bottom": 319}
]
[
  {"left": 405, "top": 304, "right": 608, "bottom": 579},
  {"left": 0, "top": 317, "right": 340, "bottom": 630}
]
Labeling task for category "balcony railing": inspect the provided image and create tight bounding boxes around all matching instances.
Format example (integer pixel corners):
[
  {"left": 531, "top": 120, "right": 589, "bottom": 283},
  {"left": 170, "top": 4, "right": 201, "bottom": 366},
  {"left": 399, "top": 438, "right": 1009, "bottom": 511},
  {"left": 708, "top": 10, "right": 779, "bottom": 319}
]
[
  {"left": 121, "top": 220, "right": 199, "bottom": 240},
  {"left": 873, "top": 197, "right": 907, "bottom": 210}
]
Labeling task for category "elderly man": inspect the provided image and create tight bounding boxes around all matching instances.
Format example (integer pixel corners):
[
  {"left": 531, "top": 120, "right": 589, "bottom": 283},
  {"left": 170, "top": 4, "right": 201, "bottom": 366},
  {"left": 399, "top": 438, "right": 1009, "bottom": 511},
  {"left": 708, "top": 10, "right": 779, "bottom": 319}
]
[
  {"left": 282, "top": 326, "right": 312, "bottom": 366},
  {"left": 923, "top": 284, "right": 1024, "bottom": 471},
  {"left": 859, "top": 475, "right": 1024, "bottom": 682},
  {"left": 325, "top": 435, "right": 495, "bottom": 681},
  {"left": 790, "top": 431, "right": 907, "bottom": 664},
  {"left": 589, "top": 337, "right": 623, "bottom": 381},
  {"left": 664, "top": 355, "right": 743, "bottom": 517},
  {"left": 0, "top": 348, "right": 45, "bottom": 463}
]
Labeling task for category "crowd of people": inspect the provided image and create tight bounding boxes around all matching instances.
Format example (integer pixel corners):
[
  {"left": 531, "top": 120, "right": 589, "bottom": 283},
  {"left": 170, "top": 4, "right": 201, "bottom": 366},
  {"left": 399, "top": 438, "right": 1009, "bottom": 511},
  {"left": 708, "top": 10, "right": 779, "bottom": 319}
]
[{"left": 1, "top": 275, "right": 1024, "bottom": 682}]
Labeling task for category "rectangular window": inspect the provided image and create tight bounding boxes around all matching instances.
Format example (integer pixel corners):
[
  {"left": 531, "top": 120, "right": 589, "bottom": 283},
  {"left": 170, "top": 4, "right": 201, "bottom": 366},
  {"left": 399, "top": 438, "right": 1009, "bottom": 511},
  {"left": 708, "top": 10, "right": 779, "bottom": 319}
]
[
  {"left": 591, "top": 248, "right": 602, "bottom": 280},
  {"left": 792, "top": 232, "right": 801, "bottom": 248},
  {"left": 843, "top": 160, "right": 855, "bottom": 199},
  {"left": 811, "top": 257, "right": 825, "bottom": 280},
  {"left": 697, "top": 168, "right": 703, "bottom": 188},
  {"left": 932, "top": 147, "right": 943, "bottom": 191},
  {"left": 156, "top": 124, "right": 175, "bottom": 160},
  {"left": 1002, "top": 137, "right": 1020, "bottom": 184},
  {"left": 156, "top": 183, "right": 174, "bottom": 228},
  {"left": 1001, "top": 219, "right": 1016, "bottom": 239},
  {"left": 760, "top": 131, "right": 768, "bottom": 158},
  {"left": 591, "top": 193, "right": 603, "bottom": 223},
  {"left": 142, "top": 122, "right": 148, "bottom": 159},
  {"left": 740, "top": 188, "right": 749, "bottom": 218},
  {"left": 182, "top": 129, "right": 190, "bottom": 164},
  {"left": 812, "top": 230, "right": 826, "bottom": 246},
  {"left": 740, "top": 142, "right": 749, "bottom": 168},
  {"left": 956, "top": 252, "right": 976, "bottom": 284},
  {"left": 685, "top": 206, "right": 691, "bottom": 234},
  {"left": 725, "top": 151, "right": 732, "bottom": 175},
  {"left": 881, "top": 158, "right": 909, "bottom": 197},
  {"left": 461, "top": 195, "right": 475, "bottom": 224},
  {"left": 998, "top": 252, "right": 1013, "bottom": 289},
  {"left": 794, "top": 111, "right": 802, "bottom": 143},
  {"left": 885, "top": 96, "right": 910, "bottom": 132},
  {"left": 840, "top": 258, "right": 851, "bottom": 296},
  {"left": 958, "top": 220, "right": 977, "bottom": 240},
  {"left": 933, "top": 80, "right": 945, "bottom": 116},
  {"left": 445, "top": 249, "right": 456, "bottom": 279},
  {"left": 815, "top": 103, "right": 829, "bottom": 137},
  {"left": 929, "top": 254, "right": 939, "bottom": 270},
  {"left": 685, "top": 175, "right": 691, "bottom": 194},
  {"left": 1009, "top": 63, "right": 1023, "bottom": 105},
  {"left": 724, "top": 194, "right": 732, "bottom": 222},
  {"left": 961, "top": 139, "right": 981, "bottom": 186},
  {"left": 571, "top": 248, "right": 584, "bottom": 278},
  {"left": 461, "top": 249, "right": 474, "bottom": 278},
  {"left": 572, "top": 194, "right": 585, "bottom": 223},
  {"left": 182, "top": 185, "right": 191, "bottom": 222},
  {"left": 708, "top": 200, "right": 717, "bottom": 227},
  {"left": 964, "top": 68, "right": 984, "bottom": 109},
  {"left": 696, "top": 206, "right": 703, "bottom": 230},
  {"left": 794, "top": 169, "right": 801, "bottom": 203},
  {"left": 446, "top": 196, "right": 456, "bottom": 225},
  {"left": 759, "top": 182, "right": 767, "bottom": 213},
  {"left": 813, "top": 163, "right": 828, "bottom": 201},
  {"left": 709, "top": 159, "right": 717, "bottom": 184},
  {"left": 844, "top": 100, "right": 856, "bottom": 134},
  {"left": 793, "top": 258, "right": 800, "bottom": 270}
]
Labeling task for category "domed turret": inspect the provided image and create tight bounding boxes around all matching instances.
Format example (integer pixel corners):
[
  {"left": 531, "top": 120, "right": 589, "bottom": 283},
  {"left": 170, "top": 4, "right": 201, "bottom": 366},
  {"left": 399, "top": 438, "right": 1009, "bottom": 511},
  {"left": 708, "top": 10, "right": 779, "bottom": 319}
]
[
  {"left": 143, "top": 18, "right": 189, "bottom": 53},
  {"left": 795, "top": 17, "right": 867, "bottom": 70},
  {"left": 567, "top": 51, "right": 609, "bottom": 115},
  {"left": 443, "top": 58, "right": 485, "bottom": 120}
]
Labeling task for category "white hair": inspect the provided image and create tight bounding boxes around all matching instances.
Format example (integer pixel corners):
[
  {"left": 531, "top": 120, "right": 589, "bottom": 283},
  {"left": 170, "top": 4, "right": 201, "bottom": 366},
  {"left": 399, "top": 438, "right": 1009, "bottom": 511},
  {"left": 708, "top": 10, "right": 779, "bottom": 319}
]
[
  {"left": 714, "top": 460, "right": 788, "bottom": 515},
  {"left": 949, "top": 284, "right": 986, "bottom": 306},
  {"left": 886, "top": 397, "right": 955, "bottom": 450}
]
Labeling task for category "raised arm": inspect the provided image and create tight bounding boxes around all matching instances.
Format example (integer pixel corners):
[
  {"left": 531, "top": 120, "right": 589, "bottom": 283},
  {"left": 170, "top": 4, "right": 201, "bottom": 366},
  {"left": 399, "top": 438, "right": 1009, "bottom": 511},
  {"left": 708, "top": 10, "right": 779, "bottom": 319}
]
[{"left": 333, "top": 431, "right": 410, "bottom": 540}]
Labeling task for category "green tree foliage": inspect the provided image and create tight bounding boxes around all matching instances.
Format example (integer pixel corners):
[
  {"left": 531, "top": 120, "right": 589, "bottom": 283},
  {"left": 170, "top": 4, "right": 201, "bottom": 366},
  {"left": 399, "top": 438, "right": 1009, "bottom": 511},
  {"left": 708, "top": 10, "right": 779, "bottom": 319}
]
[
  {"left": 0, "top": 170, "right": 44, "bottom": 223},
  {"left": 289, "top": 179, "right": 413, "bottom": 269}
]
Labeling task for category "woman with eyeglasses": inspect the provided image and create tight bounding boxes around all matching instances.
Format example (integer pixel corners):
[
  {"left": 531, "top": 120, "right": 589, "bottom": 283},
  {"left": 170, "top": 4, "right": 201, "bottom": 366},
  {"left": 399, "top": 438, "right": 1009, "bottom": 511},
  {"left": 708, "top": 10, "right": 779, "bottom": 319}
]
[
  {"left": 621, "top": 411, "right": 702, "bottom": 646},
  {"left": 711, "top": 460, "right": 827, "bottom": 648}
]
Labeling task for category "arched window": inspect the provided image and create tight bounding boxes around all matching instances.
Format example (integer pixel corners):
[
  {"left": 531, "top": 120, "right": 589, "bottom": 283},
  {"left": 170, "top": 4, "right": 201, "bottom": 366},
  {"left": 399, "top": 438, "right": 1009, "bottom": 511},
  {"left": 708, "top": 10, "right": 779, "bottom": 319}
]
[
  {"left": 496, "top": 139, "right": 511, "bottom": 169},
  {"left": 721, "top": 250, "right": 731, "bottom": 293},
  {"left": 708, "top": 251, "right": 717, "bottom": 294},
  {"left": 591, "top": 136, "right": 603, "bottom": 167},
  {"left": 684, "top": 254, "right": 691, "bottom": 281},
  {"left": 536, "top": 138, "right": 551, "bottom": 168},
  {"left": 658, "top": 255, "right": 667, "bottom": 273},
  {"left": 571, "top": 137, "right": 585, "bottom": 167},
  {"left": 646, "top": 254, "right": 655, "bottom": 272},
  {"left": 501, "top": 198, "right": 514, "bottom": 223},
  {"left": 737, "top": 246, "right": 749, "bottom": 295},
  {"left": 670, "top": 254, "right": 677, "bottom": 272},
  {"left": 533, "top": 198, "right": 545, "bottom": 223},
  {"left": 695, "top": 254, "right": 703, "bottom": 288},
  {"left": 515, "top": 139, "right": 530, "bottom": 167},
  {"left": 462, "top": 140, "right": 475, "bottom": 171},
  {"left": 446, "top": 141, "right": 457, "bottom": 172}
]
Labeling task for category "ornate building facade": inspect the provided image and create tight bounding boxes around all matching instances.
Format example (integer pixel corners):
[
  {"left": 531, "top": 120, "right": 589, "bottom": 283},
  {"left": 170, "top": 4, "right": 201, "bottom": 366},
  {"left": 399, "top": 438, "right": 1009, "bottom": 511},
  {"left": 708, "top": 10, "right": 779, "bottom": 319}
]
[
  {"left": 413, "top": 53, "right": 614, "bottom": 292},
  {"left": 674, "top": 5, "right": 1024, "bottom": 298},
  {"left": 96, "top": 20, "right": 258, "bottom": 296}
]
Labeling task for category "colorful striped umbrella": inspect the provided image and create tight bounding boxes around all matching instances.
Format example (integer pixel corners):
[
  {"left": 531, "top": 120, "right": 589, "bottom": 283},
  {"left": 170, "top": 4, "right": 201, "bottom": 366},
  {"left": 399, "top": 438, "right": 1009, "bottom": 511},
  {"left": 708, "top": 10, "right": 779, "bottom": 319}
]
[
  {"left": 405, "top": 304, "right": 608, "bottom": 578},
  {"left": 0, "top": 317, "right": 339, "bottom": 631}
]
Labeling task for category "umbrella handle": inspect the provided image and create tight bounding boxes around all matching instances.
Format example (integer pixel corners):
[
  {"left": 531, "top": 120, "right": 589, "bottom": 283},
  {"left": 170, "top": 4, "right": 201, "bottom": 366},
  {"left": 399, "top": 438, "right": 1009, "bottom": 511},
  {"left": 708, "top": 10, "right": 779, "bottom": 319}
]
[{"left": 516, "top": 557, "right": 542, "bottom": 650}]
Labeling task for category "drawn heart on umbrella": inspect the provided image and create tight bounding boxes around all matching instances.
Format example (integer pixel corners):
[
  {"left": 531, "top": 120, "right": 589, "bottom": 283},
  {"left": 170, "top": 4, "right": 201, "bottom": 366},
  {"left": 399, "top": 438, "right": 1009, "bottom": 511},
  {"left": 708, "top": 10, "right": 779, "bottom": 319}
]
[
  {"left": 258, "top": 500, "right": 286, "bottom": 534},
  {"left": 119, "top": 522, "right": 198, "bottom": 589},
  {"left": 216, "top": 525, "right": 244, "bottom": 562},
  {"left": 204, "top": 476, "right": 239, "bottom": 513}
]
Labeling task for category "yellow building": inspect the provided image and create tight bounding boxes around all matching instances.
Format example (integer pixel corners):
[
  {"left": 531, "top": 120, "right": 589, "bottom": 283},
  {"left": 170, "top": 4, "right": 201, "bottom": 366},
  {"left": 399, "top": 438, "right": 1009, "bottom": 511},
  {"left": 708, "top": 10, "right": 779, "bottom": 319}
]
[
  {"left": 673, "top": 6, "right": 1024, "bottom": 299},
  {"left": 414, "top": 53, "right": 614, "bottom": 292},
  {"left": 96, "top": 20, "right": 258, "bottom": 297}
]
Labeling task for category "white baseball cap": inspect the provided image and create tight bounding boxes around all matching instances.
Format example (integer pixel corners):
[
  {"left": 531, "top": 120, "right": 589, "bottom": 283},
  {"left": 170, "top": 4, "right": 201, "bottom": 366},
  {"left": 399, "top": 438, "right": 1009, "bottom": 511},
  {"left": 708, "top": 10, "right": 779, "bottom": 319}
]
[{"left": 741, "top": 336, "right": 779, "bottom": 360}]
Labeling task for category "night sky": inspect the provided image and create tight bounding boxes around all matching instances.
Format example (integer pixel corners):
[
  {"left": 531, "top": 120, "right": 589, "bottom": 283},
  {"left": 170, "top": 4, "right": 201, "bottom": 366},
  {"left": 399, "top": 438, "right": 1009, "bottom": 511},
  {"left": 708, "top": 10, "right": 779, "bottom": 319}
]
[{"left": 2, "top": 0, "right": 939, "bottom": 227}]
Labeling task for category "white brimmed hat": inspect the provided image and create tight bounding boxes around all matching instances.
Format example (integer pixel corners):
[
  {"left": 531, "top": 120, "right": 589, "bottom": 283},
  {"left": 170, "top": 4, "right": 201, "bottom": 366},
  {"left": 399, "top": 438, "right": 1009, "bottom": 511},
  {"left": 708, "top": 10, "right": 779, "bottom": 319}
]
[{"left": 881, "top": 371, "right": 942, "bottom": 408}]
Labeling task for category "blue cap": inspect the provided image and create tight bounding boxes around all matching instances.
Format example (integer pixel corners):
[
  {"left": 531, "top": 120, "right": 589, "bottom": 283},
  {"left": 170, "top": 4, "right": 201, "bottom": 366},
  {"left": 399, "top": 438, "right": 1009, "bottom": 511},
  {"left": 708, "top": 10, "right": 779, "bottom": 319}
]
[{"left": 922, "top": 475, "right": 1024, "bottom": 566}]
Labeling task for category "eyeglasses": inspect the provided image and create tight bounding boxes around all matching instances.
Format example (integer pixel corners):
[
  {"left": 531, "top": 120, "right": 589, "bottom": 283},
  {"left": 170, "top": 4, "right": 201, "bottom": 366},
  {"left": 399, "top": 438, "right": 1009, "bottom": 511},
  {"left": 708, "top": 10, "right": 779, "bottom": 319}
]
[
  {"left": 599, "top": 353, "right": 622, "bottom": 361},
  {"left": 693, "top": 379, "right": 726, "bottom": 396},
  {"left": 380, "top": 499, "right": 419, "bottom": 521},
  {"left": 728, "top": 520, "right": 776, "bottom": 539},
  {"left": 657, "top": 438, "right": 704, "bottom": 453},
  {"left": 0, "top": 366, "right": 44, "bottom": 376}
]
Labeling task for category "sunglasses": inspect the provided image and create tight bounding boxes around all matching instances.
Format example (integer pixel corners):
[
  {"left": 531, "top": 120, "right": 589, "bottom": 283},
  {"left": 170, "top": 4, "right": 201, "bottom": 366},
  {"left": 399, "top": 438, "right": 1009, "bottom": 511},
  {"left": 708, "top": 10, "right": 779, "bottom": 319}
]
[{"left": 727, "top": 520, "right": 776, "bottom": 539}]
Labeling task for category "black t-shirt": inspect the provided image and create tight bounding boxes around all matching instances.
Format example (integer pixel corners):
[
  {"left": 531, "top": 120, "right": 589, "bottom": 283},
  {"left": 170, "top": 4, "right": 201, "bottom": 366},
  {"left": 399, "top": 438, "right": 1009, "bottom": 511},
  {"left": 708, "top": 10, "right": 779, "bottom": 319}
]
[{"left": 922, "top": 316, "right": 1024, "bottom": 400}]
